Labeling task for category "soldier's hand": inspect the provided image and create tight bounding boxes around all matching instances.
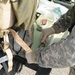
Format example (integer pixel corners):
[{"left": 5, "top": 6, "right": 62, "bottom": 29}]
[
  {"left": 41, "top": 27, "right": 55, "bottom": 44},
  {"left": 26, "top": 51, "right": 37, "bottom": 64}
]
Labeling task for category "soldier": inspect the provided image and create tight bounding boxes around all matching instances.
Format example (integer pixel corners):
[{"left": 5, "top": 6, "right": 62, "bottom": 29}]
[
  {"left": 0, "top": 0, "right": 52, "bottom": 75},
  {"left": 36, "top": 3, "right": 75, "bottom": 75}
]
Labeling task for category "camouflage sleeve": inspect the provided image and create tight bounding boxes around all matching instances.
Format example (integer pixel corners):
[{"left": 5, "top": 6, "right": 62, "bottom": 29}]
[
  {"left": 36, "top": 26, "right": 75, "bottom": 68},
  {"left": 52, "top": 5, "right": 75, "bottom": 33}
]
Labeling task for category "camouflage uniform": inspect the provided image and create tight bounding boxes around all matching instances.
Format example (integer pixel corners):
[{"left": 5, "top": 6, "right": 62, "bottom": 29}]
[{"left": 36, "top": 4, "right": 75, "bottom": 75}]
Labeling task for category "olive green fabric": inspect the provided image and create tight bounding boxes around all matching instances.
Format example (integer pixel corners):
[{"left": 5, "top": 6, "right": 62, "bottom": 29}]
[{"left": 11, "top": 0, "right": 37, "bottom": 30}]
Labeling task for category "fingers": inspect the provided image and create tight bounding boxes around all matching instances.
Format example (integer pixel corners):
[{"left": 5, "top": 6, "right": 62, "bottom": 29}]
[
  {"left": 40, "top": 32, "right": 43, "bottom": 41},
  {"left": 40, "top": 28, "right": 50, "bottom": 45},
  {"left": 45, "top": 36, "right": 48, "bottom": 43},
  {"left": 40, "top": 35, "right": 48, "bottom": 47},
  {"left": 40, "top": 42, "right": 45, "bottom": 47},
  {"left": 41, "top": 35, "right": 47, "bottom": 43}
]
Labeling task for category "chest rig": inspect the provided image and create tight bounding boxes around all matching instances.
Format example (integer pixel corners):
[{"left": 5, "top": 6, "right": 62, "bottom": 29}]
[{"left": 0, "top": 0, "right": 32, "bottom": 72}]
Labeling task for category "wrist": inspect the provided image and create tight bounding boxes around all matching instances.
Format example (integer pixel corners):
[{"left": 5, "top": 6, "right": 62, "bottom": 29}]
[
  {"left": 48, "top": 27, "right": 56, "bottom": 35},
  {"left": 51, "top": 27, "right": 55, "bottom": 34},
  {"left": 52, "top": 25, "right": 61, "bottom": 33}
]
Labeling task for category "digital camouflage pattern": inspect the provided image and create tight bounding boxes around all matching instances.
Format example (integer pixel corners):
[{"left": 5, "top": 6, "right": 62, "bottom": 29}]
[
  {"left": 36, "top": 4, "right": 75, "bottom": 68},
  {"left": 52, "top": 4, "right": 75, "bottom": 33}
]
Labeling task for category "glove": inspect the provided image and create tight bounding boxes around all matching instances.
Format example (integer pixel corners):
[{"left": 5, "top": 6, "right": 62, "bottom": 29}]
[{"left": 41, "top": 27, "right": 55, "bottom": 44}]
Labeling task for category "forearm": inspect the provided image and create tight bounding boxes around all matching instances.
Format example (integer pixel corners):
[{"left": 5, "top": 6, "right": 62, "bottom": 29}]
[
  {"left": 52, "top": 5, "right": 75, "bottom": 33},
  {"left": 36, "top": 33, "right": 75, "bottom": 68}
]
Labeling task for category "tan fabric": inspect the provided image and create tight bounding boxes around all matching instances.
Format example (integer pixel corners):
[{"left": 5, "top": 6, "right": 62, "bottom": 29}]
[
  {"left": 9, "top": 29, "right": 32, "bottom": 53},
  {"left": 3, "top": 31, "right": 13, "bottom": 72},
  {"left": 5, "top": 48, "right": 13, "bottom": 72},
  {"left": 0, "top": 0, "right": 15, "bottom": 29},
  {"left": 11, "top": 0, "right": 37, "bottom": 30},
  {"left": 0, "top": 0, "right": 37, "bottom": 70},
  {"left": 2, "top": 28, "right": 32, "bottom": 72},
  {"left": 2, "top": 29, "right": 32, "bottom": 53}
]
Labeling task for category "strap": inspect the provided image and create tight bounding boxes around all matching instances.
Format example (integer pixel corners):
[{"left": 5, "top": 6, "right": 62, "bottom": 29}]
[
  {"left": 5, "top": 49, "right": 13, "bottom": 72},
  {"left": 14, "top": 29, "right": 26, "bottom": 53},
  {"left": 3, "top": 31, "right": 13, "bottom": 72},
  {"left": 2, "top": 29, "right": 32, "bottom": 53},
  {"left": 9, "top": 29, "right": 32, "bottom": 53},
  {"left": 1, "top": 28, "right": 32, "bottom": 72}
]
